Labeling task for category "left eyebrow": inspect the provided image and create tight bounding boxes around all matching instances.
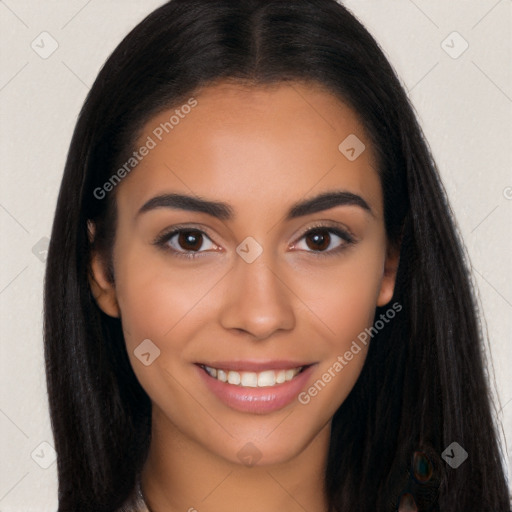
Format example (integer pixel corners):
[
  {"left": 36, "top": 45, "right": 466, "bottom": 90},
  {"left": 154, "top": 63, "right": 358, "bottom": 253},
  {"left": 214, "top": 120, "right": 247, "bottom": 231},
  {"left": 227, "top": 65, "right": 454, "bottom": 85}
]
[
  {"left": 285, "top": 190, "right": 373, "bottom": 220},
  {"left": 136, "top": 190, "right": 373, "bottom": 221}
]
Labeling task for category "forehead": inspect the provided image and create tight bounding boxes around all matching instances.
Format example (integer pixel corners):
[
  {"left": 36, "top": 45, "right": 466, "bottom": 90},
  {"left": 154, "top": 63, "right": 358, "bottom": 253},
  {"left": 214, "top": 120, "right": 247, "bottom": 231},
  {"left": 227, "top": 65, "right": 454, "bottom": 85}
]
[{"left": 115, "top": 80, "right": 382, "bottom": 221}]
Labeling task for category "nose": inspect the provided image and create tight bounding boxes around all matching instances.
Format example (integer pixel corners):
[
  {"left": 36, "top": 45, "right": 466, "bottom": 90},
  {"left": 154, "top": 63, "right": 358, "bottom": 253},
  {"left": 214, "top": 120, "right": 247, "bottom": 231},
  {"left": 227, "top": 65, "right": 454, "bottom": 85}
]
[{"left": 219, "top": 251, "right": 296, "bottom": 340}]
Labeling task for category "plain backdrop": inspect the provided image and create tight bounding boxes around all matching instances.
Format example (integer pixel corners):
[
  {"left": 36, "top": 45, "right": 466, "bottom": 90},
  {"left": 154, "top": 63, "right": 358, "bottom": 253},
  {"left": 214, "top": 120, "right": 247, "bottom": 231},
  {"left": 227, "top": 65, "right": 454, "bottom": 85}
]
[{"left": 1, "top": 1, "right": 511, "bottom": 510}]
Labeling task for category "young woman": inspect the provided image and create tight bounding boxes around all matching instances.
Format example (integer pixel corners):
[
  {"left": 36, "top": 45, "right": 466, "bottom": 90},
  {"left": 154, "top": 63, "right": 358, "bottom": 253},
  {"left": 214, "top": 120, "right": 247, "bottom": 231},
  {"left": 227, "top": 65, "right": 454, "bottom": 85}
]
[{"left": 43, "top": 1, "right": 510, "bottom": 511}]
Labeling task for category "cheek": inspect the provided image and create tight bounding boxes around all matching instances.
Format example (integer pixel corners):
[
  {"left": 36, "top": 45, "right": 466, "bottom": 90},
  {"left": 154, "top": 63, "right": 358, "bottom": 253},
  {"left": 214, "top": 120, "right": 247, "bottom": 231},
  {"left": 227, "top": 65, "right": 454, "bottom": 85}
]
[
  {"left": 287, "top": 242, "right": 385, "bottom": 412},
  {"left": 291, "top": 241, "right": 386, "bottom": 346},
  {"left": 114, "top": 245, "right": 223, "bottom": 349},
  {"left": 113, "top": 248, "right": 224, "bottom": 420}
]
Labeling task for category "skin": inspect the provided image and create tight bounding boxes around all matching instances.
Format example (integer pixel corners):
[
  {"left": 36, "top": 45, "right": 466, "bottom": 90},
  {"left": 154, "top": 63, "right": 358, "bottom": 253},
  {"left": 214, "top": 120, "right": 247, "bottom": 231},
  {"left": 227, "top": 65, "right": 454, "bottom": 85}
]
[{"left": 90, "top": 80, "right": 399, "bottom": 512}]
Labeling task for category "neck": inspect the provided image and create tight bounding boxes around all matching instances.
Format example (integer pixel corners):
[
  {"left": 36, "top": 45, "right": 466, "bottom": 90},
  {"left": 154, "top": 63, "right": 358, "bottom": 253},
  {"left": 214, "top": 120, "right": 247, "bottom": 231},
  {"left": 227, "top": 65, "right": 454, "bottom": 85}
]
[{"left": 140, "top": 407, "right": 331, "bottom": 512}]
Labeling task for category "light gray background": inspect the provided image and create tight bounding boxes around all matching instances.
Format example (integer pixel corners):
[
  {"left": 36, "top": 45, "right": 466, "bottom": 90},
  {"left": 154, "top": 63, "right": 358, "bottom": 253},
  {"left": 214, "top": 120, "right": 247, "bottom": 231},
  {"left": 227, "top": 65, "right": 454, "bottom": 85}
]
[{"left": 1, "top": 1, "right": 511, "bottom": 510}]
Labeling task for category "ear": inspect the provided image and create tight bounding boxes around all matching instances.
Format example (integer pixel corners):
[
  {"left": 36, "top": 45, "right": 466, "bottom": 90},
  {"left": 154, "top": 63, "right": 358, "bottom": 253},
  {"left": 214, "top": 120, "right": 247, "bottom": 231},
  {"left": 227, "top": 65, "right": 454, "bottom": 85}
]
[
  {"left": 87, "top": 221, "right": 120, "bottom": 318},
  {"left": 376, "top": 241, "right": 400, "bottom": 307}
]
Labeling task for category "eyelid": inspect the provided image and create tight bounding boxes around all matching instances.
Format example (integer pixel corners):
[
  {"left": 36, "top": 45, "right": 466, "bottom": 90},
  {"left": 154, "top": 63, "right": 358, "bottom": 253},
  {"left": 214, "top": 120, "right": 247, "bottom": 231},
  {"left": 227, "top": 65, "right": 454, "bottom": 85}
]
[
  {"left": 291, "top": 221, "right": 356, "bottom": 246},
  {"left": 154, "top": 223, "right": 216, "bottom": 243},
  {"left": 153, "top": 224, "right": 221, "bottom": 259},
  {"left": 286, "top": 222, "right": 356, "bottom": 258}
]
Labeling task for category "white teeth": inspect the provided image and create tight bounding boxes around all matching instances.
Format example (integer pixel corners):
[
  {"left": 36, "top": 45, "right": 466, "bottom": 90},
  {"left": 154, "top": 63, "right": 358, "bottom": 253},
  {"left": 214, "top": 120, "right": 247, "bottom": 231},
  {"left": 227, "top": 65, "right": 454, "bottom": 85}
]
[
  {"left": 227, "top": 371, "right": 241, "bottom": 385},
  {"left": 241, "top": 372, "right": 258, "bottom": 387},
  {"left": 258, "top": 370, "right": 276, "bottom": 387},
  {"left": 203, "top": 365, "right": 303, "bottom": 388},
  {"left": 285, "top": 369, "right": 296, "bottom": 381}
]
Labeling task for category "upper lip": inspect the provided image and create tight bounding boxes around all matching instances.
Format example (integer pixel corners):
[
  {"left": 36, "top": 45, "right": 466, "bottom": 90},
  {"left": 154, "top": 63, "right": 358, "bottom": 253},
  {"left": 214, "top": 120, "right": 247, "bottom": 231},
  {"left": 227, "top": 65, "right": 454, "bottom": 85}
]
[{"left": 197, "top": 360, "right": 313, "bottom": 372}]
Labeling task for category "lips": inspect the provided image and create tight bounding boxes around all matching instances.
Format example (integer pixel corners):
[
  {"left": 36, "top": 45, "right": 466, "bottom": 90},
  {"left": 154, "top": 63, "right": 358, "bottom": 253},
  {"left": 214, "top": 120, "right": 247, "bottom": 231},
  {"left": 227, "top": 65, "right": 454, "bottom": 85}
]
[{"left": 195, "top": 361, "right": 315, "bottom": 414}]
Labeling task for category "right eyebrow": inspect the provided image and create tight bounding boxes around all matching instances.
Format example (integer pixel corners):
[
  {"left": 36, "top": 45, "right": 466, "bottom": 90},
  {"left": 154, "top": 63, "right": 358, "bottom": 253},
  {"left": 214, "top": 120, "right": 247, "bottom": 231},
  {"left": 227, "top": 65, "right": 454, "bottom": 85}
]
[{"left": 137, "top": 193, "right": 233, "bottom": 220}]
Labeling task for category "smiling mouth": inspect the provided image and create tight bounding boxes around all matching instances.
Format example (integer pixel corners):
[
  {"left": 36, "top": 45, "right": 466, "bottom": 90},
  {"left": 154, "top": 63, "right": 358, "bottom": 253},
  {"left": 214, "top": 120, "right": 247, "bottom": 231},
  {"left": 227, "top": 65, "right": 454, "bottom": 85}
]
[{"left": 198, "top": 364, "right": 309, "bottom": 388}]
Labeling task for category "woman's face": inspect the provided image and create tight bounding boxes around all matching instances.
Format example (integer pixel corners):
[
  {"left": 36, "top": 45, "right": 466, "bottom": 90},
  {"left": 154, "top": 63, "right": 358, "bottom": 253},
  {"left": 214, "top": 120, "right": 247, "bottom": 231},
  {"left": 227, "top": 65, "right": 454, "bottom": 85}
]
[{"left": 91, "top": 81, "right": 398, "bottom": 466}]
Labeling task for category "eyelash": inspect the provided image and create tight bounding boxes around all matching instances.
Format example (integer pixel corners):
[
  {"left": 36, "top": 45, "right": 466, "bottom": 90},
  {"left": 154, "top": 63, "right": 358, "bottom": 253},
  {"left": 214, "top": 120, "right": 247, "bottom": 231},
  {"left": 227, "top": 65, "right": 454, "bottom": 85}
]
[{"left": 153, "top": 223, "right": 356, "bottom": 260}]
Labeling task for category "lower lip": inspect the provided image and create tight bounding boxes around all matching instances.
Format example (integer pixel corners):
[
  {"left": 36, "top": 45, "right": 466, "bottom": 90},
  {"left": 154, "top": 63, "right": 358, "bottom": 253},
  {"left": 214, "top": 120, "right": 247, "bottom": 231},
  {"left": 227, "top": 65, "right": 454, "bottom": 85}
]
[{"left": 196, "top": 364, "right": 315, "bottom": 414}]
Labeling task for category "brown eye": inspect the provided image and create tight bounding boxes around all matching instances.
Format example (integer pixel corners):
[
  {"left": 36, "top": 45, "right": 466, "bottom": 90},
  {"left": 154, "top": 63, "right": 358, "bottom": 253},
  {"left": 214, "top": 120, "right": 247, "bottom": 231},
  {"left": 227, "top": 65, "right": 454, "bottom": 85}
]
[
  {"left": 161, "top": 229, "right": 217, "bottom": 255},
  {"left": 294, "top": 227, "right": 354, "bottom": 254},
  {"left": 305, "top": 230, "right": 332, "bottom": 251},
  {"left": 176, "top": 230, "right": 204, "bottom": 251}
]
